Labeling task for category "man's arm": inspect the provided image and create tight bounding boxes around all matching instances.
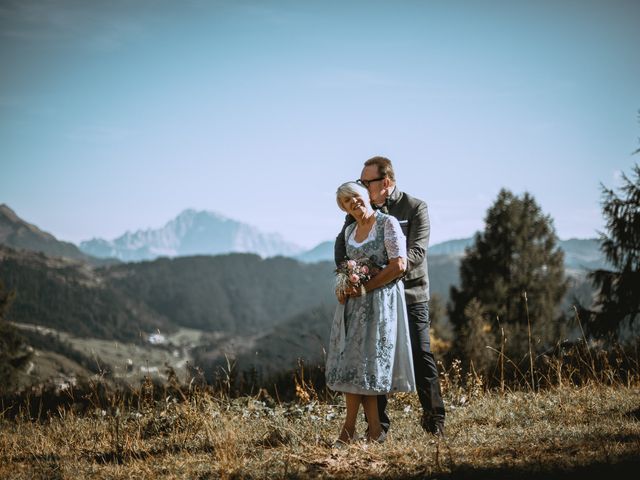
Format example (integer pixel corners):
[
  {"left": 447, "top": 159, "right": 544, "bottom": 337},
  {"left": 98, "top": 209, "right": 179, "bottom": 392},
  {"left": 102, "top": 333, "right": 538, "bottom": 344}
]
[
  {"left": 334, "top": 214, "right": 355, "bottom": 267},
  {"left": 406, "top": 202, "right": 430, "bottom": 273},
  {"left": 362, "top": 256, "right": 406, "bottom": 292}
]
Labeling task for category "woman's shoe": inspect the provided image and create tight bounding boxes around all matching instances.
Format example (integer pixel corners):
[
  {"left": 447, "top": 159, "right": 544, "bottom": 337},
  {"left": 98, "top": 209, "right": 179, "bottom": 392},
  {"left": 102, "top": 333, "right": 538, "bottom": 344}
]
[
  {"left": 333, "top": 432, "right": 359, "bottom": 448},
  {"left": 366, "top": 430, "right": 386, "bottom": 443},
  {"left": 332, "top": 439, "right": 348, "bottom": 449}
]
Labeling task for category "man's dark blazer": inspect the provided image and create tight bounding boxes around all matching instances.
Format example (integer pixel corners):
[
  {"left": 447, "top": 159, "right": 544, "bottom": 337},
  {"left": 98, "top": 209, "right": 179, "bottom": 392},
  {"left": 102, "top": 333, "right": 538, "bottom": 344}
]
[{"left": 334, "top": 186, "right": 430, "bottom": 305}]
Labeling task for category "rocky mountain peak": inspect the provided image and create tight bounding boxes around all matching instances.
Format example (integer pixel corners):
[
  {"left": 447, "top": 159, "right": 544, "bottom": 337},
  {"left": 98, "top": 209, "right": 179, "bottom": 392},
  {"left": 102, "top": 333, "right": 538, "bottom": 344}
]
[{"left": 79, "top": 209, "right": 303, "bottom": 261}]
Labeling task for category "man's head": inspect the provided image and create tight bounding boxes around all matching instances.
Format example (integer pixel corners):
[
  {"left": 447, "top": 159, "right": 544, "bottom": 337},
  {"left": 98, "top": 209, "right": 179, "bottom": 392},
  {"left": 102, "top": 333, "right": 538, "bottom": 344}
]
[{"left": 359, "top": 156, "right": 396, "bottom": 205}]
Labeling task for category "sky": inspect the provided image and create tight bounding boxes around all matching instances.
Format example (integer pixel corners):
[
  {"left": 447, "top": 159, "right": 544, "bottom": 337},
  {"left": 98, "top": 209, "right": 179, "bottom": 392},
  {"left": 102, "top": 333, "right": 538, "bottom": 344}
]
[{"left": 1, "top": 0, "right": 639, "bottom": 249}]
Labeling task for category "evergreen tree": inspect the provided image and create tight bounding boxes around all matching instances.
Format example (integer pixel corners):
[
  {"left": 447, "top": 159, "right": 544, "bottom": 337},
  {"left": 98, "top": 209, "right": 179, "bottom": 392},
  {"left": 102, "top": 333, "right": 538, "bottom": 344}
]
[
  {"left": 429, "top": 294, "right": 454, "bottom": 355},
  {"left": 588, "top": 164, "right": 640, "bottom": 339},
  {"left": 449, "top": 189, "right": 567, "bottom": 362},
  {"left": 459, "top": 299, "right": 495, "bottom": 376},
  {"left": 0, "top": 280, "right": 31, "bottom": 393}
]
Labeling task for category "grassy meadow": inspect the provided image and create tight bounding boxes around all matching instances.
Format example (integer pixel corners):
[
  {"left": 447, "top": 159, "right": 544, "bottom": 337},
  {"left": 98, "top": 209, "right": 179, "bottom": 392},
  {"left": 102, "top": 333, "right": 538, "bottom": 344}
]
[{"left": 1, "top": 355, "right": 639, "bottom": 480}]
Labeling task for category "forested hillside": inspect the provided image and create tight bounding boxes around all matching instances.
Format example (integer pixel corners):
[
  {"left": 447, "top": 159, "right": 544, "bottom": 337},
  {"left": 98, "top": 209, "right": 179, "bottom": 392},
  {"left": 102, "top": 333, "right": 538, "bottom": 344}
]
[
  {"left": 0, "top": 246, "right": 336, "bottom": 342},
  {"left": 102, "top": 254, "right": 335, "bottom": 334},
  {"left": 0, "top": 246, "right": 169, "bottom": 341}
]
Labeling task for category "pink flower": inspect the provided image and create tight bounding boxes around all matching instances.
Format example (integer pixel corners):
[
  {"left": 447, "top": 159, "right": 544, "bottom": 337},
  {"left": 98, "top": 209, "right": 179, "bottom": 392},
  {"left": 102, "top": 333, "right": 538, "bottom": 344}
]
[
  {"left": 349, "top": 273, "right": 359, "bottom": 284},
  {"left": 360, "top": 265, "right": 369, "bottom": 274},
  {"left": 347, "top": 260, "right": 357, "bottom": 270}
]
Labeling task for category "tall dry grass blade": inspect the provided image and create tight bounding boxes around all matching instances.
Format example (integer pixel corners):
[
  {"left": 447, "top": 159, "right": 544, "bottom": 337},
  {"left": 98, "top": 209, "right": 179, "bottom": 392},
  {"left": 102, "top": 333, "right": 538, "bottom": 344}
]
[
  {"left": 486, "top": 346, "right": 527, "bottom": 383},
  {"left": 573, "top": 306, "right": 598, "bottom": 380},
  {"left": 524, "top": 291, "right": 536, "bottom": 391},
  {"left": 494, "top": 315, "right": 505, "bottom": 393}
]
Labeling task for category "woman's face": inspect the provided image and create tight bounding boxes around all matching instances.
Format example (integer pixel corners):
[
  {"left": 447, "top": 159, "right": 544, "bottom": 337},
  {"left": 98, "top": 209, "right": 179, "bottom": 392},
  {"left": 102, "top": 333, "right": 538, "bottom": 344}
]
[{"left": 340, "top": 193, "right": 370, "bottom": 220}]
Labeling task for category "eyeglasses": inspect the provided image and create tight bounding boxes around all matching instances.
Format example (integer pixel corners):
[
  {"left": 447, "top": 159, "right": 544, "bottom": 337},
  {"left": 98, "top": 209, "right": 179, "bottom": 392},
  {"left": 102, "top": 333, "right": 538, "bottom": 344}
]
[{"left": 356, "top": 177, "right": 386, "bottom": 188}]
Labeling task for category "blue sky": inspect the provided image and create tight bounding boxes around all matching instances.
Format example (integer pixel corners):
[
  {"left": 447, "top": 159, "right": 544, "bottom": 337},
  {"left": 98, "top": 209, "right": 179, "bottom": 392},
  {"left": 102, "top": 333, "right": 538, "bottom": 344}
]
[{"left": 1, "top": 0, "right": 639, "bottom": 248}]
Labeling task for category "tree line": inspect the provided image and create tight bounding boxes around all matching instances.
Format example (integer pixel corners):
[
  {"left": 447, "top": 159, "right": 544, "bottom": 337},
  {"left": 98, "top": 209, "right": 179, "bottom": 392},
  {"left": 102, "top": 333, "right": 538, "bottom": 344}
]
[{"left": 447, "top": 163, "right": 639, "bottom": 380}]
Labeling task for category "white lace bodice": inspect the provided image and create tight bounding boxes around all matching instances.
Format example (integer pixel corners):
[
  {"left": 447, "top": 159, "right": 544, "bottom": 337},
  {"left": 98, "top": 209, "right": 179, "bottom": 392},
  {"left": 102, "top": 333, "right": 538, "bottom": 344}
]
[{"left": 347, "top": 211, "right": 407, "bottom": 259}]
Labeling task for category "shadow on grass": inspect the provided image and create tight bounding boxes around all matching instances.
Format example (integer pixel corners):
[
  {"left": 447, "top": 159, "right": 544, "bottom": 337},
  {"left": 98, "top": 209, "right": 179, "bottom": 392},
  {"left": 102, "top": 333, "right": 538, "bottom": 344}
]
[
  {"left": 624, "top": 406, "right": 640, "bottom": 422},
  {"left": 376, "top": 456, "right": 640, "bottom": 480},
  {"left": 91, "top": 443, "right": 215, "bottom": 464}
]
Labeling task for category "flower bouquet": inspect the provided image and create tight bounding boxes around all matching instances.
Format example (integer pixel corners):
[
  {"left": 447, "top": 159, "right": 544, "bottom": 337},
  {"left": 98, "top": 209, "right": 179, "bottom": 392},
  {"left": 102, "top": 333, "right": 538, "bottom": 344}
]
[{"left": 335, "top": 258, "right": 380, "bottom": 298}]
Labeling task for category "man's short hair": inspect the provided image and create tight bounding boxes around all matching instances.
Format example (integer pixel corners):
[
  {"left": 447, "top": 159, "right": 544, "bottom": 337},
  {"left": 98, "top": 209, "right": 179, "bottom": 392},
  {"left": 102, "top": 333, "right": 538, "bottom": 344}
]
[{"left": 364, "top": 156, "right": 396, "bottom": 182}]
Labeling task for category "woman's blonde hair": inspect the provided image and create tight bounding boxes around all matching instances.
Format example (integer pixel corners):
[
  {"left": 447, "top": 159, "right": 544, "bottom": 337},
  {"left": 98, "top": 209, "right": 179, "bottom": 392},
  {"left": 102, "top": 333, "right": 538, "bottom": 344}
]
[{"left": 336, "top": 181, "right": 370, "bottom": 211}]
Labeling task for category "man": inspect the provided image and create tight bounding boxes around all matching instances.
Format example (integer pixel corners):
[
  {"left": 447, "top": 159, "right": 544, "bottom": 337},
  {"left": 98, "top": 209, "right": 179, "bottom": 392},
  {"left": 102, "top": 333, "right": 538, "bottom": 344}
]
[{"left": 334, "top": 156, "right": 445, "bottom": 436}]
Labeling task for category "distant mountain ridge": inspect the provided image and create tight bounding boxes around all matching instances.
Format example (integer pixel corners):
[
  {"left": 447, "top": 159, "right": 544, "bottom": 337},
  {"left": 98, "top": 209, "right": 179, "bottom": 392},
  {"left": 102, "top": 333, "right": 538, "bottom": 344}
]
[
  {"left": 0, "top": 204, "right": 115, "bottom": 266},
  {"left": 296, "top": 236, "right": 608, "bottom": 271},
  {"left": 429, "top": 237, "right": 475, "bottom": 256},
  {"left": 79, "top": 209, "right": 304, "bottom": 261},
  {"left": 1, "top": 203, "right": 607, "bottom": 272},
  {"left": 296, "top": 238, "right": 479, "bottom": 264},
  {"left": 296, "top": 241, "right": 335, "bottom": 263}
]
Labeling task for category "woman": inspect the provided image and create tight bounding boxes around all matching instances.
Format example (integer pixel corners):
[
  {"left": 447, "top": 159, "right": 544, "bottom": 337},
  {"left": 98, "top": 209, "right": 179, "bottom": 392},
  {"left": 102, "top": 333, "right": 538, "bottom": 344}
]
[{"left": 326, "top": 181, "right": 415, "bottom": 445}]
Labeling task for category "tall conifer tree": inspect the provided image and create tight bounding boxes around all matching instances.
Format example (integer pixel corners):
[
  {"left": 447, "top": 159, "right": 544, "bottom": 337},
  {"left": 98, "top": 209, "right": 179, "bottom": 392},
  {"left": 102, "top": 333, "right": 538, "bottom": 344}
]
[
  {"left": 0, "top": 280, "right": 30, "bottom": 393},
  {"left": 589, "top": 164, "right": 640, "bottom": 338},
  {"left": 449, "top": 189, "right": 567, "bottom": 361}
]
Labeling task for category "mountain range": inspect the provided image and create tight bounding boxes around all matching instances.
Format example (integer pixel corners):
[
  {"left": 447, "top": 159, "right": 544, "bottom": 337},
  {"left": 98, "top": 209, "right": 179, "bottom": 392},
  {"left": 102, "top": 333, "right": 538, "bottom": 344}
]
[
  {"left": 0, "top": 203, "right": 607, "bottom": 390},
  {"left": 293, "top": 237, "right": 608, "bottom": 272},
  {"left": 79, "top": 209, "right": 303, "bottom": 261},
  {"left": 1, "top": 204, "right": 608, "bottom": 271}
]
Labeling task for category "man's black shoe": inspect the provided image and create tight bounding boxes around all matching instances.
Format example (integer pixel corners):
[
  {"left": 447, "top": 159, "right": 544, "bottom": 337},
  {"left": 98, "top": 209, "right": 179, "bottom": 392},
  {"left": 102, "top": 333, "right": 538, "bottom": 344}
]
[{"left": 421, "top": 414, "right": 445, "bottom": 437}]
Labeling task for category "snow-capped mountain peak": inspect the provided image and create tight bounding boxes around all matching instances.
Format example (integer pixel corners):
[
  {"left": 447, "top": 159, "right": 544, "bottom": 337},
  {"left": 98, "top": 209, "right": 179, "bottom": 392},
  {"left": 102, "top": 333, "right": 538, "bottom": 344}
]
[{"left": 79, "top": 209, "right": 303, "bottom": 261}]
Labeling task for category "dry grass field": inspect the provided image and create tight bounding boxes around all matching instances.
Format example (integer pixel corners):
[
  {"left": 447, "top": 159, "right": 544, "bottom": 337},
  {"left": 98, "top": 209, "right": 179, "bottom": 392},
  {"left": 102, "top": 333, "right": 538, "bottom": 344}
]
[{"left": 1, "top": 363, "right": 639, "bottom": 480}]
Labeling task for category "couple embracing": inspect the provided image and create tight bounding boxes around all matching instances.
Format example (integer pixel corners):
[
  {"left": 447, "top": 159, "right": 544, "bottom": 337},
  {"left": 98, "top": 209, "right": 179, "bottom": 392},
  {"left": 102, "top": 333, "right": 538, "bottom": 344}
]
[{"left": 325, "top": 156, "right": 445, "bottom": 445}]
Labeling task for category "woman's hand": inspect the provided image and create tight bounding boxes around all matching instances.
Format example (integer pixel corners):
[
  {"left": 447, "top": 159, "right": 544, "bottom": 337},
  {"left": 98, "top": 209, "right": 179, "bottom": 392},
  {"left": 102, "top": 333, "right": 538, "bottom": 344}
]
[{"left": 336, "top": 285, "right": 362, "bottom": 304}]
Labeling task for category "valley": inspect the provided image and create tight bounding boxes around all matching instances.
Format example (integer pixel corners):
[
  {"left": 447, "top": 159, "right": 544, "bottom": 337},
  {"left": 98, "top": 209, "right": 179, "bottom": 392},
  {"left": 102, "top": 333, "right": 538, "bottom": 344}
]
[{"left": 11, "top": 321, "right": 265, "bottom": 390}]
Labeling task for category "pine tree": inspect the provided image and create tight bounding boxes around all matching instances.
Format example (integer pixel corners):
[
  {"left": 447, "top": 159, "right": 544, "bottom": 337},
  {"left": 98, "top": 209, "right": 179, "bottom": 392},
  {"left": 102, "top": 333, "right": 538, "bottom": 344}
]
[
  {"left": 429, "top": 293, "right": 453, "bottom": 354},
  {"left": 588, "top": 164, "right": 640, "bottom": 339},
  {"left": 449, "top": 189, "right": 567, "bottom": 363},
  {"left": 459, "top": 299, "right": 495, "bottom": 376},
  {"left": 0, "top": 280, "right": 31, "bottom": 393}
]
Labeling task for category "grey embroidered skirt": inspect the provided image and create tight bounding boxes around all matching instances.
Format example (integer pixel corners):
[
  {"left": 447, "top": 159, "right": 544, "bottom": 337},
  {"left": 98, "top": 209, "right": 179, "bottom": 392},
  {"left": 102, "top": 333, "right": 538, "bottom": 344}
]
[{"left": 325, "top": 280, "right": 416, "bottom": 395}]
